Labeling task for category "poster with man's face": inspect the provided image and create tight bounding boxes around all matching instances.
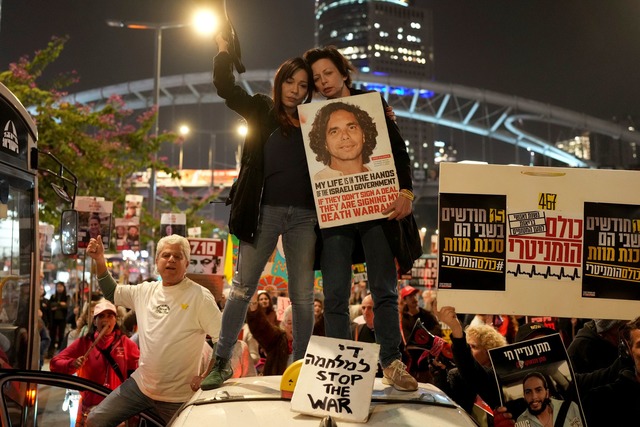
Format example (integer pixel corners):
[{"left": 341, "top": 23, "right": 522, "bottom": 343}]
[
  {"left": 75, "top": 197, "right": 113, "bottom": 250},
  {"left": 114, "top": 217, "right": 140, "bottom": 251},
  {"left": 124, "top": 194, "right": 143, "bottom": 219},
  {"left": 186, "top": 238, "right": 226, "bottom": 302},
  {"left": 160, "top": 213, "right": 187, "bottom": 237},
  {"left": 298, "top": 92, "right": 399, "bottom": 228}
]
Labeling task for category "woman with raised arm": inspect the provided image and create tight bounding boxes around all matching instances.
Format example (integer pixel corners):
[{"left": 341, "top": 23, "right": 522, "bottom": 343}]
[{"left": 200, "top": 34, "right": 317, "bottom": 390}]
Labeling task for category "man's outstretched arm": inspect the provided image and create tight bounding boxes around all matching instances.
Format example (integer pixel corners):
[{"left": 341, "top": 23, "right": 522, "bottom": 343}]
[{"left": 87, "top": 236, "right": 116, "bottom": 302}]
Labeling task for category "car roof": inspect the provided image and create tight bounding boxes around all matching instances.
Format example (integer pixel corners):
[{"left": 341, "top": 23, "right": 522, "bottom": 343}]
[{"left": 169, "top": 376, "right": 477, "bottom": 427}]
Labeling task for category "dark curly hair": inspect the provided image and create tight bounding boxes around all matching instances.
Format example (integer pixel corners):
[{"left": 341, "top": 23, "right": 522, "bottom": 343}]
[{"left": 308, "top": 101, "right": 378, "bottom": 165}]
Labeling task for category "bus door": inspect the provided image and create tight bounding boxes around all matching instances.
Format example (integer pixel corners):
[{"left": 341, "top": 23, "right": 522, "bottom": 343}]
[{"left": 0, "top": 82, "right": 40, "bottom": 373}]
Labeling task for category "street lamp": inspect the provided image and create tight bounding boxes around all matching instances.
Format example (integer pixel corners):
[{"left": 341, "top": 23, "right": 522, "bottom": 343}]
[
  {"left": 178, "top": 123, "right": 247, "bottom": 186},
  {"left": 178, "top": 125, "right": 216, "bottom": 188},
  {"left": 106, "top": 10, "right": 218, "bottom": 232}
]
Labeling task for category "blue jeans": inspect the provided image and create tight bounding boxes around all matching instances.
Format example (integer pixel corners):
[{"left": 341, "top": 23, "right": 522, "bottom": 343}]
[
  {"left": 321, "top": 221, "right": 401, "bottom": 367},
  {"left": 216, "top": 205, "right": 317, "bottom": 362},
  {"left": 86, "top": 378, "right": 183, "bottom": 426}
]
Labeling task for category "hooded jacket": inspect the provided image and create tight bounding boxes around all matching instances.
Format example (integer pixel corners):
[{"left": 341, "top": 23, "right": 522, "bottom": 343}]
[
  {"left": 50, "top": 330, "right": 139, "bottom": 409},
  {"left": 567, "top": 320, "right": 619, "bottom": 373}
]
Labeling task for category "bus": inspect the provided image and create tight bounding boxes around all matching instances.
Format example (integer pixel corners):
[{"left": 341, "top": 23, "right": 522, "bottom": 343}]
[{"left": 0, "top": 83, "right": 162, "bottom": 426}]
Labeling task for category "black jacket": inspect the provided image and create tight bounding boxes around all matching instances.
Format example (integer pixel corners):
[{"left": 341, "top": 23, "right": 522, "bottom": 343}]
[
  {"left": 346, "top": 88, "right": 422, "bottom": 273},
  {"left": 583, "top": 369, "right": 640, "bottom": 425},
  {"left": 213, "top": 51, "right": 279, "bottom": 242},
  {"left": 567, "top": 320, "right": 619, "bottom": 373}
]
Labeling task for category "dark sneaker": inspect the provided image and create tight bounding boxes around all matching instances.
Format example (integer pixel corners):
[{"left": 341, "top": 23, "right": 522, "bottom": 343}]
[
  {"left": 200, "top": 357, "right": 233, "bottom": 390},
  {"left": 382, "top": 359, "right": 418, "bottom": 391}
]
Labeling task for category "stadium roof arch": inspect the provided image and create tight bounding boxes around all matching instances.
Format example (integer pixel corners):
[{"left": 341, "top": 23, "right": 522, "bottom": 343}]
[{"left": 64, "top": 71, "right": 638, "bottom": 168}]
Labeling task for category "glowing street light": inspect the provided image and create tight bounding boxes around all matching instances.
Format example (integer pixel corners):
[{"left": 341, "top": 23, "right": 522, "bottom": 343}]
[
  {"left": 178, "top": 123, "right": 247, "bottom": 186},
  {"left": 106, "top": 9, "right": 219, "bottom": 232}
]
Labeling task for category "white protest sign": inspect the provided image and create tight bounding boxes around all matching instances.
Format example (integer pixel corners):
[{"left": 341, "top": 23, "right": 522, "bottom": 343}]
[
  {"left": 437, "top": 162, "right": 640, "bottom": 319},
  {"left": 291, "top": 336, "right": 379, "bottom": 423}
]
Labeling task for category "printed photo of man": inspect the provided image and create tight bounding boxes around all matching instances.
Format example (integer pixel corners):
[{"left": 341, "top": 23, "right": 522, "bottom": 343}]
[
  {"left": 517, "top": 372, "right": 583, "bottom": 427},
  {"left": 308, "top": 101, "right": 378, "bottom": 180},
  {"left": 189, "top": 255, "right": 221, "bottom": 275}
]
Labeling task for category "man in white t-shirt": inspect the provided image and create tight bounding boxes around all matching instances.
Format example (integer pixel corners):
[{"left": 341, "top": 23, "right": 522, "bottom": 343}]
[{"left": 85, "top": 234, "right": 221, "bottom": 426}]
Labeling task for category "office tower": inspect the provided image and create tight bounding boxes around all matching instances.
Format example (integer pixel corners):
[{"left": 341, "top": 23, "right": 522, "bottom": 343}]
[{"left": 314, "top": 0, "right": 435, "bottom": 181}]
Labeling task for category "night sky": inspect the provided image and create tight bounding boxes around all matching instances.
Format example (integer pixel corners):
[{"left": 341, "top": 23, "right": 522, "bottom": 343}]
[{"left": 1, "top": 0, "right": 638, "bottom": 122}]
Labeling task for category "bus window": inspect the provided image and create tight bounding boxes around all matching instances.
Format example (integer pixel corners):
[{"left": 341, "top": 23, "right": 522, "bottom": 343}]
[{"left": 0, "top": 171, "right": 37, "bottom": 370}]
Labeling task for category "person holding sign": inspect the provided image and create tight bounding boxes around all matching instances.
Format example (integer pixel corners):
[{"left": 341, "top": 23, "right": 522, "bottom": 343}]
[
  {"left": 303, "top": 46, "right": 422, "bottom": 391},
  {"left": 582, "top": 316, "right": 640, "bottom": 425},
  {"left": 200, "top": 34, "right": 317, "bottom": 390},
  {"left": 308, "top": 101, "right": 378, "bottom": 179}
]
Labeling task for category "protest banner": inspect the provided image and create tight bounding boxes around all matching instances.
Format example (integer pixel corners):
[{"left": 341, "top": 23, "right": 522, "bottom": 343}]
[
  {"left": 436, "top": 162, "right": 640, "bottom": 319},
  {"left": 38, "top": 223, "right": 54, "bottom": 261},
  {"left": 75, "top": 197, "right": 113, "bottom": 250},
  {"left": 409, "top": 255, "right": 438, "bottom": 288},
  {"left": 298, "top": 92, "right": 399, "bottom": 228},
  {"left": 276, "top": 296, "right": 291, "bottom": 322},
  {"left": 160, "top": 213, "right": 186, "bottom": 237},
  {"left": 489, "top": 334, "right": 586, "bottom": 427},
  {"left": 114, "top": 217, "right": 140, "bottom": 251},
  {"left": 291, "top": 336, "right": 379, "bottom": 422},
  {"left": 124, "top": 194, "right": 143, "bottom": 219},
  {"left": 187, "top": 237, "right": 226, "bottom": 302}
]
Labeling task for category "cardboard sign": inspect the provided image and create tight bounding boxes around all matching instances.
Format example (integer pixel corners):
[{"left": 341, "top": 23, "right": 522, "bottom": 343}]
[
  {"left": 75, "top": 197, "right": 113, "bottom": 250},
  {"left": 38, "top": 223, "right": 54, "bottom": 261},
  {"left": 291, "top": 336, "right": 379, "bottom": 423},
  {"left": 124, "top": 194, "right": 143, "bottom": 219},
  {"left": 187, "top": 238, "right": 225, "bottom": 275},
  {"left": 437, "top": 162, "right": 640, "bottom": 320},
  {"left": 160, "top": 213, "right": 187, "bottom": 237},
  {"left": 276, "top": 296, "right": 291, "bottom": 322},
  {"left": 114, "top": 217, "right": 140, "bottom": 251},
  {"left": 298, "top": 92, "right": 399, "bottom": 228}
]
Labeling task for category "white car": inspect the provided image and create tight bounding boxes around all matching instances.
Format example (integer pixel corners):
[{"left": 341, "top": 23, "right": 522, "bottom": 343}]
[{"left": 168, "top": 375, "right": 477, "bottom": 427}]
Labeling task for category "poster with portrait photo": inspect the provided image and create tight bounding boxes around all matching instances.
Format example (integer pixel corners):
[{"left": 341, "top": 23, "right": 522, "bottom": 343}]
[
  {"left": 298, "top": 92, "right": 399, "bottom": 228},
  {"left": 38, "top": 223, "right": 54, "bottom": 261},
  {"left": 187, "top": 238, "right": 226, "bottom": 303},
  {"left": 488, "top": 334, "right": 586, "bottom": 427},
  {"left": 124, "top": 194, "right": 143, "bottom": 219},
  {"left": 75, "top": 197, "right": 113, "bottom": 250},
  {"left": 114, "top": 217, "right": 140, "bottom": 251},
  {"left": 160, "top": 213, "right": 186, "bottom": 237}
]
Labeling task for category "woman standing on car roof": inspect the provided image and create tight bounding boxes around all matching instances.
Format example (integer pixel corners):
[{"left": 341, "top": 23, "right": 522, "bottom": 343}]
[{"left": 200, "top": 33, "right": 317, "bottom": 391}]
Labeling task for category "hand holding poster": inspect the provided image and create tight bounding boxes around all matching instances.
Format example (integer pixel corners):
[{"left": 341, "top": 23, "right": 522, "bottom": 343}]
[
  {"left": 291, "top": 336, "right": 379, "bottom": 422},
  {"left": 488, "top": 334, "right": 586, "bottom": 427},
  {"left": 298, "top": 92, "right": 399, "bottom": 228}
]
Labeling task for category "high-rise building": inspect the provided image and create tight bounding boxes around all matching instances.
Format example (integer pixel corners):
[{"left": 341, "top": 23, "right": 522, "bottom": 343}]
[{"left": 314, "top": 0, "right": 435, "bottom": 182}]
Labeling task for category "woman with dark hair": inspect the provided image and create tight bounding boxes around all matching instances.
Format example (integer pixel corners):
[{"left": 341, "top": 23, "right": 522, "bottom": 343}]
[
  {"left": 50, "top": 299, "right": 139, "bottom": 426},
  {"left": 48, "top": 281, "right": 69, "bottom": 355},
  {"left": 201, "top": 33, "right": 317, "bottom": 391},
  {"left": 303, "top": 45, "right": 422, "bottom": 392}
]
